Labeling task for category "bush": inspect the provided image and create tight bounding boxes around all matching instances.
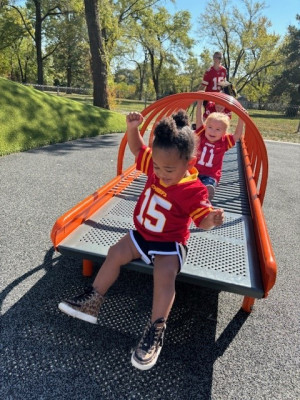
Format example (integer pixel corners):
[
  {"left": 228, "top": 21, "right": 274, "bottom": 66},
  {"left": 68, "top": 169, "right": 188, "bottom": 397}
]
[{"left": 285, "top": 105, "right": 299, "bottom": 117}]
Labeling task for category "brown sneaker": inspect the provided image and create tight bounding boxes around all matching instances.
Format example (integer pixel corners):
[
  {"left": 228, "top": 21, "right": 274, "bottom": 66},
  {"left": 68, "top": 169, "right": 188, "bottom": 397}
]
[
  {"left": 131, "top": 317, "right": 166, "bottom": 370},
  {"left": 58, "top": 287, "right": 105, "bottom": 324}
]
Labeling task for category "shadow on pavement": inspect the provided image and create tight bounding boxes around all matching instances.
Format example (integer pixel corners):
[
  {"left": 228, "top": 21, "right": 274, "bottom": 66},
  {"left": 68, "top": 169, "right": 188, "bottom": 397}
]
[{"left": 0, "top": 248, "right": 249, "bottom": 400}]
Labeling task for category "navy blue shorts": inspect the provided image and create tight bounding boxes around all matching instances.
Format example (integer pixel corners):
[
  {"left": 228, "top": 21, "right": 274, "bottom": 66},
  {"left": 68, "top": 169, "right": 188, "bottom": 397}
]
[
  {"left": 198, "top": 175, "right": 217, "bottom": 187},
  {"left": 129, "top": 230, "right": 188, "bottom": 272}
]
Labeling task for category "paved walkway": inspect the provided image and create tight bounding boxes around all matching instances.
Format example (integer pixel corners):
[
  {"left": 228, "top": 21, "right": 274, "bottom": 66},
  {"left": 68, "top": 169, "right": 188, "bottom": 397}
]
[{"left": 0, "top": 137, "right": 299, "bottom": 400}]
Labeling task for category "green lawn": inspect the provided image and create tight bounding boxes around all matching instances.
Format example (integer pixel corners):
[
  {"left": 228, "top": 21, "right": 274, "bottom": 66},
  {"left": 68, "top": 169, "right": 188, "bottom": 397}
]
[
  {"left": 1, "top": 79, "right": 299, "bottom": 156},
  {"left": 247, "top": 110, "right": 299, "bottom": 142},
  {"left": 0, "top": 78, "right": 127, "bottom": 156},
  {"left": 61, "top": 92, "right": 300, "bottom": 143}
]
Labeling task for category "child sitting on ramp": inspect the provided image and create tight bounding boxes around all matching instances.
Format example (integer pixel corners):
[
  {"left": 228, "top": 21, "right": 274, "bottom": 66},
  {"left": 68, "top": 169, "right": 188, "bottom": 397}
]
[{"left": 58, "top": 110, "right": 224, "bottom": 371}]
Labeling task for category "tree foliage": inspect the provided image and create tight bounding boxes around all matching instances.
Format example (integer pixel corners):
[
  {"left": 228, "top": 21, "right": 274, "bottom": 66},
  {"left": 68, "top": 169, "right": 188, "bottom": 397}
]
[
  {"left": 125, "top": 7, "right": 194, "bottom": 98},
  {"left": 269, "top": 15, "right": 300, "bottom": 108},
  {"left": 0, "top": 0, "right": 298, "bottom": 109},
  {"left": 45, "top": 10, "right": 90, "bottom": 87}
]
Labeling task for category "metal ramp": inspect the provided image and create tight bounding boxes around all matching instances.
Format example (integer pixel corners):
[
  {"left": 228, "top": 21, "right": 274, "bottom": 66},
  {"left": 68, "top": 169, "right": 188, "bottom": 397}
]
[
  {"left": 51, "top": 92, "right": 276, "bottom": 312},
  {"left": 57, "top": 144, "right": 264, "bottom": 299}
]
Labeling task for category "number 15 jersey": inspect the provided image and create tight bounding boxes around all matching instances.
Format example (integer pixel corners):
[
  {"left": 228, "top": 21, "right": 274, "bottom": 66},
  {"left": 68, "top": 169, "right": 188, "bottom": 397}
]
[{"left": 133, "top": 146, "right": 212, "bottom": 244}]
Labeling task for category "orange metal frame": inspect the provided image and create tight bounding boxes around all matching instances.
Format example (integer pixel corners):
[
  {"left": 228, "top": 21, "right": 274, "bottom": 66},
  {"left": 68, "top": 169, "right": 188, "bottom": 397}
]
[{"left": 51, "top": 92, "right": 277, "bottom": 312}]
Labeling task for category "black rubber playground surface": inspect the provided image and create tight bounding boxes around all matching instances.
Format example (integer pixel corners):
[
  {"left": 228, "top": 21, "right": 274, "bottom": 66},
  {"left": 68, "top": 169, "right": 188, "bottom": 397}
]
[{"left": 1, "top": 135, "right": 299, "bottom": 400}]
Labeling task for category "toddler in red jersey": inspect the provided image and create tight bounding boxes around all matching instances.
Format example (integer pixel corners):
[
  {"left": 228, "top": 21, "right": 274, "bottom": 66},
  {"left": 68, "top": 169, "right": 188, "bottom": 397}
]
[
  {"left": 58, "top": 110, "right": 224, "bottom": 371},
  {"left": 195, "top": 100, "right": 245, "bottom": 200}
]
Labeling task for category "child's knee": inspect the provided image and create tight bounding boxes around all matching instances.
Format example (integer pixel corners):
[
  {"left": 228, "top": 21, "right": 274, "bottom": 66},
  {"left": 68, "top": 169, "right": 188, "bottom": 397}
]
[{"left": 154, "top": 257, "right": 178, "bottom": 279}]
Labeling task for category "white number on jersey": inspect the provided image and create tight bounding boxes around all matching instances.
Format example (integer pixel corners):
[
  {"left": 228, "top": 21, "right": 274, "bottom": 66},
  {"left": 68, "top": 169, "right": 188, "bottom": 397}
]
[
  {"left": 212, "top": 76, "right": 225, "bottom": 91},
  {"left": 136, "top": 188, "right": 172, "bottom": 232},
  {"left": 198, "top": 146, "right": 214, "bottom": 168}
]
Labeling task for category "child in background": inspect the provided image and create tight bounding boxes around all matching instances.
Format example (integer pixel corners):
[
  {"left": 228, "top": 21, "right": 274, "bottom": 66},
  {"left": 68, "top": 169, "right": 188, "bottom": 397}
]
[
  {"left": 58, "top": 110, "right": 224, "bottom": 371},
  {"left": 199, "top": 51, "right": 227, "bottom": 93},
  {"left": 195, "top": 99, "right": 245, "bottom": 200},
  {"left": 202, "top": 100, "right": 232, "bottom": 120}
]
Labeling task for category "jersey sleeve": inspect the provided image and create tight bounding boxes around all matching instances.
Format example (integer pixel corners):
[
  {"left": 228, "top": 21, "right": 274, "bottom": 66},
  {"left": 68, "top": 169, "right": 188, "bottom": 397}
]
[
  {"left": 201, "top": 69, "right": 210, "bottom": 86},
  {"left": 136, "top": 145, "right": 153, "bottom": 177},
  {"left": 187, "top": 185, "right": 213, "bottom": 227}
]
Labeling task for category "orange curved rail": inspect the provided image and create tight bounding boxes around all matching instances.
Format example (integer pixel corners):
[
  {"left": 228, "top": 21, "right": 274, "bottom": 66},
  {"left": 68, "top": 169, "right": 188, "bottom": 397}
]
[
  {"left": 51, "top": 92, "right": 276, "bottom": 299},
  {"left": 117, "top": 92, "right": 268, "bottom": 202},
  {"left": 51, "top": 164, "right": 141, "bottom": 248}
]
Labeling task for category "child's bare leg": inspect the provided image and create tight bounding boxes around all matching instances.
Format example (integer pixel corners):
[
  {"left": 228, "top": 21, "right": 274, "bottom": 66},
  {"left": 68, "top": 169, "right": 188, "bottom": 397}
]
[
  {"left": 151, "top": 255, "right": 179, "bottom": 322},
  {"left": 131, "top": 254, "right": 178, "bottom": 370},
  {"left": 93, "top": 233, "right": 140, "bottom": 295}
]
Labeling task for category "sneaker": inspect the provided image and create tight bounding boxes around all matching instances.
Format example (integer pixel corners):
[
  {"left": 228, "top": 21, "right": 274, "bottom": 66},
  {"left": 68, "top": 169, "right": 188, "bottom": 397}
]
[
  {"left": 131, "top": 317, "right": 166, "bottom": 370},
  {"left": 58, "top": 287, "right": 105, "bottom": 324},
  {"left": 206, "top": 184, "right": 215, "bottom": 200}
]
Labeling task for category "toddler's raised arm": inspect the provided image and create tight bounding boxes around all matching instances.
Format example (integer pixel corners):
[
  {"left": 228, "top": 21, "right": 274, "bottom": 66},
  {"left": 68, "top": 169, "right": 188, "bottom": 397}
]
[{"left": 126, "top": 112, "right": 145, "bottom": 158}]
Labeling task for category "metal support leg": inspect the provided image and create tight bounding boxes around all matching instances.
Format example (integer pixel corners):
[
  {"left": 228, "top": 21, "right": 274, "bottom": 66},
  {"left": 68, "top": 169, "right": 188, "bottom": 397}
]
[
  {"left": 242, "top": 296, "right": 255, "bottom": 313},
  {"left": 83, "top": 259, "right": 93, "bottom": 276}
]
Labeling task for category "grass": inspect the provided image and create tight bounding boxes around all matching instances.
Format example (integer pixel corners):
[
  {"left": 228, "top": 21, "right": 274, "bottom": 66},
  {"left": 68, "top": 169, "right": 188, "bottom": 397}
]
[
  {"left": 61, "top": 92, "right": 300, "bottom": 143},
  {"left": 0, "top": 78, "right": 127, "bottom": 156},
  {"left": 1, "top": 79, "right": 299, "bottom": 156},
  {"left": 246, "top": 110, "right": 299, "bottom": 142}
]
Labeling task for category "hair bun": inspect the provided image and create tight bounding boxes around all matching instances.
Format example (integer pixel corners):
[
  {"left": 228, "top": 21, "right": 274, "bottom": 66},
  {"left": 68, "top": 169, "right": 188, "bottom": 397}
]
[
  {"left": 172, "top": 109, "right": 189, "bottom": 128},
  {"left": 155, "top": 118, "right": 176, "bottom": 144}
]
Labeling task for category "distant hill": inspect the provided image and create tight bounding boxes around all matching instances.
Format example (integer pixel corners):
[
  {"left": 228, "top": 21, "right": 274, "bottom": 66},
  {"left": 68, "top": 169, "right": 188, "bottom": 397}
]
[{"left": 0, "top": 78, "right": 126, "bottom": 155}]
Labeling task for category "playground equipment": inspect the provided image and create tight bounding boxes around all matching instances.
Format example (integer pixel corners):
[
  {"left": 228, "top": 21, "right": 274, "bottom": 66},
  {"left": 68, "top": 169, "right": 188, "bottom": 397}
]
[{"left": 51, "top": 92, "right": 277, "bottom": 312}]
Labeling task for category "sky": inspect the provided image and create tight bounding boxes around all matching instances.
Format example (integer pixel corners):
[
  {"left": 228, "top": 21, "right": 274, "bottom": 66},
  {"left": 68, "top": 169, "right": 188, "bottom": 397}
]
[{"left": 165, "top": 0, "right": 299, "bottom": 56}]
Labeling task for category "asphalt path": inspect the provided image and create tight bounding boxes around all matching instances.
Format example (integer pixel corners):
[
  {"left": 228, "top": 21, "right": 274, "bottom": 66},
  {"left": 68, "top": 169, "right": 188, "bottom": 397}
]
[{"left": 0, "top": 136, "right": 299, "bottom": 400}]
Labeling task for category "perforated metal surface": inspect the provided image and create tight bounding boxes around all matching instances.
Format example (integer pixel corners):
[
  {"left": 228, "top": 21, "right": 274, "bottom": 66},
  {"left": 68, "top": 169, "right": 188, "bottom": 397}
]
[
  {"left": 58, "top": 145, "right": 263, "bottom": 298},
  {"left": 211, "top": 144, "right": 250, "bottom": 214}
]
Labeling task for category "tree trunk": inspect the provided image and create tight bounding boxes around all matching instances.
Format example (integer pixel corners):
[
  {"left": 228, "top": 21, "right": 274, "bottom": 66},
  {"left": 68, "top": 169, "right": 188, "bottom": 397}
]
[
  {"left": 148, "top": 50, "right": 160, "bottom": 99},
  {"left": 84, "top": 0, "right": 109, "bottom": 109},
  {"left": 34, "top": 0, "right": 43, "bottom": 84}
]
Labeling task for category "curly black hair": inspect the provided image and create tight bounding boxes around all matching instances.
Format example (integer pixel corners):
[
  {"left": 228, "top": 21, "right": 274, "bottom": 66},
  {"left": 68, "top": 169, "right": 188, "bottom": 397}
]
[
  {"left": 172, "top": 109, "right": 190, "bottom": 128},
  {"left": 153, "top": 110, "right": 197, "bottom": 160}
]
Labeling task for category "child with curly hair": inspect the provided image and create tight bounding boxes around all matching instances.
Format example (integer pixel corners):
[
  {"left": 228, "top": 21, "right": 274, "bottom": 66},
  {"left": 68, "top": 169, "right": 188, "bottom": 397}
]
[{"left": 58, "top": 110, "right": 224, "bottom": 370}]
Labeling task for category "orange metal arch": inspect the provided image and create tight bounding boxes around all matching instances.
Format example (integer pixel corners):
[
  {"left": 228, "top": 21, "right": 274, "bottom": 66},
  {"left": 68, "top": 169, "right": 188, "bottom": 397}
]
[{"left": 117, "top": 92, "right": 268, "bottom": 203}]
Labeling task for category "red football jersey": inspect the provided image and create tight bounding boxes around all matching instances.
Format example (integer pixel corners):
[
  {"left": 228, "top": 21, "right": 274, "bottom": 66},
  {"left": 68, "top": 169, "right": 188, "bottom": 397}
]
[
  {"left": 204, "top": 102, "right": 232, "bottom": 120},
  {"left": 133, "top": 146, "right": 212, "bottom": 244},
  {"left": 195, "top": 126, "right": 235, "bottom": 182},
  {"left": 202, "top": 66, "right": 227, "bottom": 92}
]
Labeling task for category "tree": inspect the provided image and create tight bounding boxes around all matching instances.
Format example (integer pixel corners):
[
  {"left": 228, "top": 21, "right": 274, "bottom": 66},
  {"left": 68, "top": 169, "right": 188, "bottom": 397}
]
[
  {"left": 269, "top": 15, "right": 300, "bottom": 114},
  {"left": 128, "top": 7, "right": 194, "bottom": 99},
  {"left": 0, "top": 6, "right": 27, "bottom": 51},
  {"left": 184, "top": 56, "right": 204, "bottom": 91},
  {"left": 46, "top": 10, "right": 91, "bottom": 88},
  {"left": 0, "top": 6, "right": 36, "bottom": 81},
  {"left": 84, "top": 0, "right": 109, "bottom": 108},
  {"left": 7, "top": 1, "right": 79, "bottom": 84},
  {"left": 96, "top": 0, "right": 165, "bottom": 105},
  {"left": 197, "top": 0, "right": 281, "bottom": 95}
]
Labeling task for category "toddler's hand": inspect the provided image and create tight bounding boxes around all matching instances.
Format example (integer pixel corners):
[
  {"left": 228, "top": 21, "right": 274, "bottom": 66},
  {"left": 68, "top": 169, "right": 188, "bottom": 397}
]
[
  {"left": 199, "top": 208, "right": 224, "bottom": 230},
  {"left": 126, "top": 112, "right": 144, "bottom": 128},
  {"left": 212, "top": 208, "right": 224, "bottom": 226}
]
